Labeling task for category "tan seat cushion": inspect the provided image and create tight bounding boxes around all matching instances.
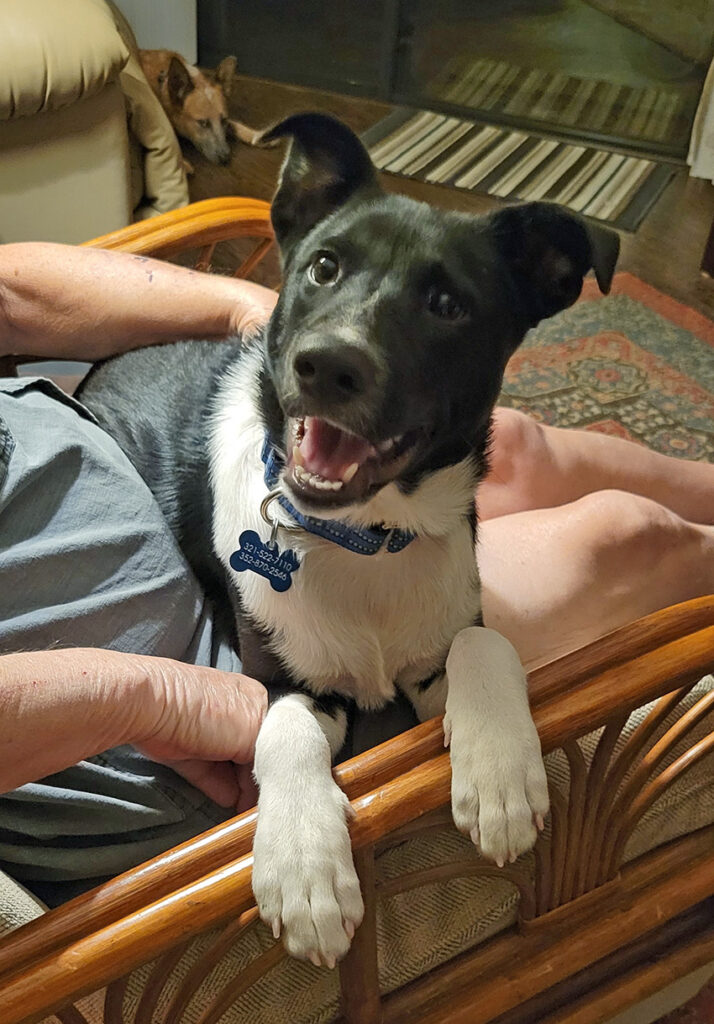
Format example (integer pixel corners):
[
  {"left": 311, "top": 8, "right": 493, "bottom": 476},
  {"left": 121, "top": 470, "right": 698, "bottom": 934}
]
[
  {"left": 0, "top": 0, "right": 129, "bottom": 122},
  {"left": 0, "top": 870, "right": 45, "bottom": 938},
  {"left": 106, "top": 1, "right": 188, "bottom": 217}
]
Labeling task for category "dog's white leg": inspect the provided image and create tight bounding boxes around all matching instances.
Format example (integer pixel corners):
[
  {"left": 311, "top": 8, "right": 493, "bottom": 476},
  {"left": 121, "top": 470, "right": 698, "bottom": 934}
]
[
  {"left": 252, "top": 693, "right": 364, "bottom": 966},
  {"left": 399, "top": 669, "right": 448, "bottom": 723},
  {"left": 444, "top": 627, "right": 550, "bottom": 866}
]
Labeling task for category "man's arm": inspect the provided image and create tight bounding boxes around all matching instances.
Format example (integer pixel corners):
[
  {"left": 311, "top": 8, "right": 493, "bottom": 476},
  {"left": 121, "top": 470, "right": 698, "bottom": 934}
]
[
  {"left": 0, "top": 243, "right": 278, "bottom": 361},
  {"left": 0, "top": 648, "right": 267, "bottom": 808}
]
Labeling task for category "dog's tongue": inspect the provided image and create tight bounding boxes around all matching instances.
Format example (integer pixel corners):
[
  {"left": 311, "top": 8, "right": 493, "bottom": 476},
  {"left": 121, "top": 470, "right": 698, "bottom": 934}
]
[{"left": 299, "top": 417, "right": 374, "bottom": 482}]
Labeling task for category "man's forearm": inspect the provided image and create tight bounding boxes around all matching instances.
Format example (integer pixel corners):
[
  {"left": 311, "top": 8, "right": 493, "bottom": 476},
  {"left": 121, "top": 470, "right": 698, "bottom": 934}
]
[
  {"left": 0, "top": 648, "right": 153, "bottom": 793},
  {"left": 0, "top": 243, "right": 277, "bottom": 361}
]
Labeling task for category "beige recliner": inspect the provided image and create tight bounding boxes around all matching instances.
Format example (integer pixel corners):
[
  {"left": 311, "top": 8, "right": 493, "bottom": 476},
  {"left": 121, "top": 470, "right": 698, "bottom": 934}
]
[{"left": 0, "top": 0, "right": 189, "bottom": 245}]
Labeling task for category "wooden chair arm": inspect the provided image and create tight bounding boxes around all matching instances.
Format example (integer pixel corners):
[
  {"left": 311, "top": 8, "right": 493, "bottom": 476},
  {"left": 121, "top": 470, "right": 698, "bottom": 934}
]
[
  {"left": 0, "top": 596, "right": 712, "bottom": 1023},
  {"left": 82, "top": 197, "right": 273, "bottom": 259}
]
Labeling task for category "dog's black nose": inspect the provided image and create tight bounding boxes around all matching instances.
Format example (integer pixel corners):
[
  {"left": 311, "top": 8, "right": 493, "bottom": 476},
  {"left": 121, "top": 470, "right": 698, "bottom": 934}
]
[{"left": 293, "top": 346, "right": 375, "bottom": 403}]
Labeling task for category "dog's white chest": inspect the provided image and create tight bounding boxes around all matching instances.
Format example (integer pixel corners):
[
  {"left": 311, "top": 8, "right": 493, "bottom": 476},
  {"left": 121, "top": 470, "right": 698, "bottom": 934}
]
[
  {"left": 210, "top": 357, "right": 481, "bottom": 708},
  {"left": 238, "top": 526, "right": 480, "bottom": 707}
]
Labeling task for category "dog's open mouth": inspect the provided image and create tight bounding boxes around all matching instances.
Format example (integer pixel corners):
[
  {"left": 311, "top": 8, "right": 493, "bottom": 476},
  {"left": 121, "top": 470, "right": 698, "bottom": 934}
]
[{"left": 284, "top": 416, "right": 420, "bottom": 507}]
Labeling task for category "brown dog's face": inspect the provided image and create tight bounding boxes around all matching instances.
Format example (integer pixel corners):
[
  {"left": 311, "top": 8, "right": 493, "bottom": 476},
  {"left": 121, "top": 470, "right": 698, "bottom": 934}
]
[{"left": 167, "top": 56, "right": 236, "bottom": 164}]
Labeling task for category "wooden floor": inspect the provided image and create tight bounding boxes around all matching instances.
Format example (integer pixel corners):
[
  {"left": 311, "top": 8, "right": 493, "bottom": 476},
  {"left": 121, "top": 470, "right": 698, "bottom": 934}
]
[{"left": 188, "top": 73, "right": 714, "bottom": 319}]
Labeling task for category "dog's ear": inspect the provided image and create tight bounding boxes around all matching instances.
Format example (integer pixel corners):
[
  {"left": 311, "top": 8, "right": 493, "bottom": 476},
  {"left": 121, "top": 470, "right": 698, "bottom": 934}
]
[
  {"left": 257, "top": 112, "right": 379, "bottom": 252},
  {"left": 489, "top": 202, "right": 620, "bottom": 326},
  {"left": 213, "top": 56, "right": 237, "bottom": 97},
  {"left": 167, "top": 56, "right": 194, "bottom": 107}
]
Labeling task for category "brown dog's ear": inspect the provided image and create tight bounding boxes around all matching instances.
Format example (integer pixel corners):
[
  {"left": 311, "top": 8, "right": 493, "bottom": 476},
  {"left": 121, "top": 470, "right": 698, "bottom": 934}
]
[
  {"left": 489, "top": 202, "right": 620, "bottom": 326},
  {"left": 167, "top": 56, "right": 194, "bottom": 107},
  {"left": 214, "top": 56, "right": 237, "bottom": 96},
  {"left": 256, "top": 112, "right": 380, "bottom": 254}
]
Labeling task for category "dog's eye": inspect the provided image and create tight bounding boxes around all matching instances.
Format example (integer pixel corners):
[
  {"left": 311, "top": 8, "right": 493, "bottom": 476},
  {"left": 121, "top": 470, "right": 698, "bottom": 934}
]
[
  {"left": 427, "top": 288, "right": 467, "bottom": 321},
  {"left": 309, "top": 252, "right": 340, "bottom": 286},
  {"left": 198, "top": 119, "right": 211, "bottom": 130}
]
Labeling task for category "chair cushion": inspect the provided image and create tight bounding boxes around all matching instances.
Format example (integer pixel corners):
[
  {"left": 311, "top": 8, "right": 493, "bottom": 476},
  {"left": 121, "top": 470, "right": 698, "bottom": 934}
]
[
  {"left": 113, "top": 675, "right": 714, "bottom": 1024},
  {"left": 105, "top": 0, "right": 189, "bottom": 217},
  {"left": 0, "top": 0, "right": 129, "bottom": 122},
  {"left": 0, "top": 870, "right": 45, "bottom": 938}
]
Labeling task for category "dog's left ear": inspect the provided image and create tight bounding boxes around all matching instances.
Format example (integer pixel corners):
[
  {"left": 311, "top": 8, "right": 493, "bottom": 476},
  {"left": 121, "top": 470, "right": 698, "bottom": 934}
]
[
  {"left": 167, "top": 56, "right": 194, "bottom": 107},
  {"left": 489, "top": 202, "right": 620, "bottom": 326},
  {"left": 213, "top": 56, "right": 237, "bottom": 96},
  {"left": 257, "top": 112, "right": 379, "bottom": 254}
]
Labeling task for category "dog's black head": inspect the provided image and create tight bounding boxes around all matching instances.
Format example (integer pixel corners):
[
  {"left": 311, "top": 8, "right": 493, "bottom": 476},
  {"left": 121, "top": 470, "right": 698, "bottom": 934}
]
[{"left": 258, "top": 113, "right": 619, "bottom": 518}]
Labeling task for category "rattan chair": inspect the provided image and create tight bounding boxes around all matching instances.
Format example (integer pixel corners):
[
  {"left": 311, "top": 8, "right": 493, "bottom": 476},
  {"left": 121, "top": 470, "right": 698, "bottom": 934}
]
[{"left": 0, "top": 200, "right": 712, "bottom": 1024}]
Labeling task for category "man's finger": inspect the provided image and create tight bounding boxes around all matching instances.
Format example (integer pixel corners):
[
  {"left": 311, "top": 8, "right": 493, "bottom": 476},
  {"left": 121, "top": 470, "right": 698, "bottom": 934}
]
[{"left": 170, "top": 759, "right": 241, "bottom": 807}]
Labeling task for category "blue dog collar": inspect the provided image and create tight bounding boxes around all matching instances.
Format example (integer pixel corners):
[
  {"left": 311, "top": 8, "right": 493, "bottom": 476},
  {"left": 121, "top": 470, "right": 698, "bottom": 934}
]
[{"left": 261, "top": 438, "right": 415, "bottom": 555}]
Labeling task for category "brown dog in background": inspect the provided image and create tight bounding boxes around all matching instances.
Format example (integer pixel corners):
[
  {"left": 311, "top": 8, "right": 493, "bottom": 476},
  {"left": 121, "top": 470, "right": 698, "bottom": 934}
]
[{"left": 139, "top": 50, "right": 262, "bottom": 170}]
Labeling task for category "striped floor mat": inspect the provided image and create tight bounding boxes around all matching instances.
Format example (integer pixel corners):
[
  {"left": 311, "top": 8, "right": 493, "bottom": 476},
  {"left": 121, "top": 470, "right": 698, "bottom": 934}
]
[
  {"left": 429, "top": 55, "right": 691, "bottom": 152},
  {"left": 362, "top": 109, "right": 678, "bottom": 231}
]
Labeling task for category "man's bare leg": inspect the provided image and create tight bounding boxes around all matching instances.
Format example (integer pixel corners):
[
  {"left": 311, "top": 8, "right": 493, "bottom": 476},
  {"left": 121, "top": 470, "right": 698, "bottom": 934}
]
[
  {"left": 480, "top": 408, "right": 714, "bottom": 525},
  {"left": 478, "top": 489, "right": 714, "bottom": 671}
]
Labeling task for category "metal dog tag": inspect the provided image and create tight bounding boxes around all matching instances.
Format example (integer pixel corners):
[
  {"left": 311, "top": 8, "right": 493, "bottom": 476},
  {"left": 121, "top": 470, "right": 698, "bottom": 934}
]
[{"left": 229, "top": 530, "right": 300, "bottom": 592}]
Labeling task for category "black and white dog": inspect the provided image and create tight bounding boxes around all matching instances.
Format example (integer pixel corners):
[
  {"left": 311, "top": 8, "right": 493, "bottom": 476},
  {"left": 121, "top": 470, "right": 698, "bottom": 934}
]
[{"left": 79, "top": 113, "right": 619, "bottom": 968}]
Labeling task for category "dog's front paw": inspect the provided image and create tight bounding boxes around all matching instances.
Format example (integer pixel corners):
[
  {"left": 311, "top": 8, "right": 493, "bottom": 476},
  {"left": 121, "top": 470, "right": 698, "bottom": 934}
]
[
  {"left": 444, "top": 627, "right": 550, "bottom": 866},
  {"left": 446, "top": 716, "right": 549, "bottom": 866},
  {"left": 252, "top": 778, "right": 364, "bottom": 967}
]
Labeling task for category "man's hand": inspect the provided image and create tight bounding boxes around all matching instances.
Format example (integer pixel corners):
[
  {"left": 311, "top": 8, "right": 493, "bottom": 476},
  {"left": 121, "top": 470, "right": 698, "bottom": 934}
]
[
  {"left": 136, "top": 658, "right": 268, "bottom": 811},
  {"left": 0, "top": 648, "right": 267, "bottom": 811},
  {"left": 228, "top": 287, "right": 277, "bottom": 340}
]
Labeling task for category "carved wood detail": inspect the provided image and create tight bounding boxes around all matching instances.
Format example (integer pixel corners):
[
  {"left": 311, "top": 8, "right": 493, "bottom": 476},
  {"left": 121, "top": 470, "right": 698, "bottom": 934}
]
[{"left": 54, "top": 1008, "right": 92, "bottom": 1024}]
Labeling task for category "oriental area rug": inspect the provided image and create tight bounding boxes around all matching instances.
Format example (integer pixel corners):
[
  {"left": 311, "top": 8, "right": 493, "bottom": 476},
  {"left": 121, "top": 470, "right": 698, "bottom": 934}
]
[{"left": 498, "top": 273, "right": 714, "bottom": 463}]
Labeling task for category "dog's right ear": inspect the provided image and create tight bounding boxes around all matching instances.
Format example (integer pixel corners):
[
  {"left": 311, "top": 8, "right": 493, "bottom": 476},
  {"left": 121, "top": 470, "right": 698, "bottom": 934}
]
[
  {"left": 213, "top": 56, "right": 237, "bottom": 97},
  {"left": 167, "top": 56, "right": 194, "bottom": 108},
  {"left": 257, "top": 113, "right": 379, "bottom": 254}
]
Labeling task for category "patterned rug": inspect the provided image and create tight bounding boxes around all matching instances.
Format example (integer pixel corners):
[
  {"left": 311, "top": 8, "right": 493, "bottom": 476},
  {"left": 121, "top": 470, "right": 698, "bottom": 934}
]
[
  {"left": 499, "top": 273, "right": 714, "bottom": 462},
  {"left": 362, "top": 109, "right": 678, "bottom": 231}
]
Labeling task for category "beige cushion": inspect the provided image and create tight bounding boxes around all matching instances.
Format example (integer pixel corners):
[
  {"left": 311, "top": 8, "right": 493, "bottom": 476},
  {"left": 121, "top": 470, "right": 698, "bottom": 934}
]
[
  {"left": 105, "top": 1, "right": 188, "bottom": 217},
  {"left": 0, "top": 0, "right": 129, "bottom": 122},
  {"left": 111, "top": 675, "right": 714, "bottom": 1024},
  {"left": 0, "top": 84, "right": 132, "bottom": 244},
  {"left": 0, "top": 870, "right": 45, "bottom": 938}
]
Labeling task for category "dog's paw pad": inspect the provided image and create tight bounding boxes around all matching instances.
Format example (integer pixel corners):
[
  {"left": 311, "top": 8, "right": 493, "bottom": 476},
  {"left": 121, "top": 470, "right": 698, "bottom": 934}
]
[
  {"left": 451, "top": 744, "right": 549, "bottom": 866},
  {"left": 253, "top": 782, "right": 364, "bottom": 965}
]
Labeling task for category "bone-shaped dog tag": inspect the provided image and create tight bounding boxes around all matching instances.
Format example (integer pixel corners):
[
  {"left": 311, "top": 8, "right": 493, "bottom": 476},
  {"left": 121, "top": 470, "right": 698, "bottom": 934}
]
[{"left": 230, "top": 530, "right": 300, "bottom": 592}]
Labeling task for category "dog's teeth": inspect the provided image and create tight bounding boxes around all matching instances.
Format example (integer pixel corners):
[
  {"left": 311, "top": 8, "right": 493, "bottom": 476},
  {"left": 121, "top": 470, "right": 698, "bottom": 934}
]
[
  {"left": 293, "top": 464, "right": 345, "bottom": 491},
  {"left": 292, "top": 445, "right": 305, "bottom": 468},
  {"left": 308, "top": 473, "right": 335, "bottom": 491},
  {"left": 342, "top": 463, "right": 359, "bottom": 484}
]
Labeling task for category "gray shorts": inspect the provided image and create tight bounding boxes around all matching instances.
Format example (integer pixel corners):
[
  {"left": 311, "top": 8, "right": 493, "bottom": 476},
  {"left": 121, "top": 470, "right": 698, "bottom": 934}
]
[
  {"left": 0, "top": 378, "right": 239, "bottom": 904},
  {"left": 0, "top": 377, "right": 416, "bottom": 906}
]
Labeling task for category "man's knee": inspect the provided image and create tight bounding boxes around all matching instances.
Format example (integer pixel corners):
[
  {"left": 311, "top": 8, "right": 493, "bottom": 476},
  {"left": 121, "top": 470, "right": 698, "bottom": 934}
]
[
  {"left": 488, "top": 408, "right": 546, "bottom": 484},
  {"left": 572, "top": 489, "right": 689, "bottom": 569}
]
